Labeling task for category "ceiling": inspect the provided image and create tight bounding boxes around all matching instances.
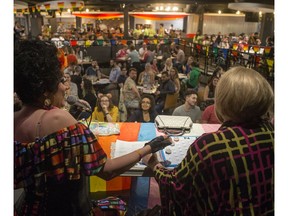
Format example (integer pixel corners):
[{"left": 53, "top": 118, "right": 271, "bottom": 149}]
[{"left": 16, "top": 0, "right": 274, "bottom": 14}]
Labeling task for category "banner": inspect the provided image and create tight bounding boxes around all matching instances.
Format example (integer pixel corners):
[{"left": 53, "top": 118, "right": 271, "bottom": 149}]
[
  {"left": 57, "top": 2, "right": 64, "bottom": 10},
  {"left": 44, "top": 3, "right": 51, "bottom": 11},
  {"left": 73, "top": 13, "right": 123, "bottom": 19},
  {"left": 130, "top": 13, "right": 188, "bottom": 20}
]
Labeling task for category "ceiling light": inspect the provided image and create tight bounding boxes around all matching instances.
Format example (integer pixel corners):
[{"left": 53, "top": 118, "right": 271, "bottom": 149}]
[
  {"left": 236, "top": 10, "right": 240, "bottom": 15},
  {"left": 155, "top": 6, "right": 159, "bottom": 10},
  {"left": 160, "top": 6, "right": 164, "bottom": 10},
  {"left": 165, "top": 6, "right": 171, "bottom": 11},
  {"left": 173, "top": 7, "right": 178, "bottom": 11},
  {"left": 86, "top": 8, "right": 89, "bottom": 12},
  {"left": 67, "top": 8, "right": 71, "bottom": 13},
  {"left": 218, "top": 10, "right": 221, "bottom": 14}
]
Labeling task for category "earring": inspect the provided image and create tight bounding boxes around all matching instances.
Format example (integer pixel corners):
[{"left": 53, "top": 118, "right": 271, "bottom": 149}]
[{"left": 44, "top": 98, "right": 52, "bottom": 109}]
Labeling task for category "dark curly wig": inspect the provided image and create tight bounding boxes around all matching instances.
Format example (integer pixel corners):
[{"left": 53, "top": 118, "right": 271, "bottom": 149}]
[{"left": 14, "top": 40, "right": 63, "bottom": 105}]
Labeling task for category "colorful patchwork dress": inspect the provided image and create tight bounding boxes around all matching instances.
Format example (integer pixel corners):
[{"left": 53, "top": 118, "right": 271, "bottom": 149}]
[{"left": 14, "top": 122, "right": 107, "bottom": 216}]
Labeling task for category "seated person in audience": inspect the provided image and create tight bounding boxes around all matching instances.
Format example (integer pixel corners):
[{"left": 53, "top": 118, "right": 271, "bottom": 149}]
[
  {"left": 151, "top": 58, "right": 160, "bottom": 75},
  {"left": 81, "top": 78, "right": 97, "bottom": 112},
  {"left": 182, "top": 56, "right": 194, "bottom": 75},
  {"left": 116, "top": 44, "right": 128, "bottom": 62},
  {"left": 170, "top": 67, "right": 180, "bottom": 94},
  {"left": 127, "top": 94, "right": 158, "bottom": 123},
  {"left": 91, "top": 93, "right": 119, "bottom": 122},
  {"left": 172, "top": 89, "right": 201, "bottom": 123},
  {"left": 14, "top": 39, "right": 172, "bottom": 216},
  {"left": 117, "top": 66, "right": 128, "bottom": 89},
  {"left": 161, "top": 46, "right": 171, "bottom": 66},
  {"left": 63, "top": 54, "right": 78, "bottom": 75},
  {"left": 155, "top": 71, "right": 176, "bottom": 114},
  {"left": 70, "top": 78, "right": 97, "bottom": 120},
  {"left": 138, "top": 42, "right": 147, "bottom": 58},
  {"left": 161, "top": 57, "right": 173, "bottom": 74},
  {"left": 143, "top": 66, "right": 274, "bottom": 216},
  {"left": 128, "top": 44, "right": 141, "bottom": 71},
  {"left": 64, "top": 72, "right": 78, "bottom": 99},
  {"left": 201, "top": 104, "right": 221, "bottom": 124},
  {"left": 123, "top": 68, "right": 141, "bottom": 113},
  {"left": 85, "top": 60, "right": 102, "bottom": 78},
  {"left": 71, "top": 65, "right": 83, "bottom": 99},
  {"left": 138, "top": 63, "right": 155, "bottom": 87},
  {"left": 105, "top": 59, "right": 121, "bottom": 104},
  {"left": 211, "top": 66, "right": 225, "bottom": 79},
  {"left": 173, "top": 45, "right": 185, "bottom": 73},
  {"left": 140, "top": 45, "right": 155, "bottom": 67},
  {"left": 186, "top": 61, "right": 201, "bottom": 92},
  {"left": 201, "top": 75, "right": 219, "bottom": 110},
  {"left": 108, "top": 59, "right": 121, "bottom": 84}
]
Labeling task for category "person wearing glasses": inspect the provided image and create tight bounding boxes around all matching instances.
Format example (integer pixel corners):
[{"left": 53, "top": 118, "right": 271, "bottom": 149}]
[
  {"left": 127, "top": 94, "right": 158, "bottom": 123},
  {"left": 91, "top": 93, "right": 119, "bottom": 122},
  {"left": 14, "top": 40, "right": 172, "bottom": 216}
]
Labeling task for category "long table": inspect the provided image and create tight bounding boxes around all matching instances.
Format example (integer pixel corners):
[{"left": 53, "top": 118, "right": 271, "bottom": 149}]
[{"left": 90, "top": 122, "right": 221, "bottom": 192}]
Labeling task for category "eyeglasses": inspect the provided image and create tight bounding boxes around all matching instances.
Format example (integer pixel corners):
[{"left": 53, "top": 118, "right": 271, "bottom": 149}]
[{"left": 141, "top": 101, "right": 151, "bottom": 105}]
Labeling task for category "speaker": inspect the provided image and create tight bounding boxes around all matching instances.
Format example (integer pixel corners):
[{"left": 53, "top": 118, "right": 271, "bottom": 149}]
[{"left": 245, "top": 12, "right": 259, "bottom": 22}]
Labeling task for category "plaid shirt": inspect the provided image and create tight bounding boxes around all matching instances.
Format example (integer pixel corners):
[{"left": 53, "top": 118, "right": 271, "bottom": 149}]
[{"left": 155, "top": 120, "right": 274, "bottom": 216}]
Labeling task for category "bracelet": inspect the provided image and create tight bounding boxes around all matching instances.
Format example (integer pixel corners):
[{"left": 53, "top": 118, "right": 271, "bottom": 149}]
[{"left": 135, "top": 149, "right": 143, "bottom": 161}]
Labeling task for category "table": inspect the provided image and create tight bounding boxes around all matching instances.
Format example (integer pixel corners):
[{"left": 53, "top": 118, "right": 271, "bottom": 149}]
[
  {"left": 156, "top": 73, "right": 187, "bottom": 80},
  {"left": 90, "top": 122, "right": 221, "bottom": 191},
  {"left": 90, "top": 122, "right": 221, "bottom": 213},
  {"left": 92, "top": 78, "right": 111, "bottom": 94},
  {"left": 94, "top": 122, "right": 221, "bottom": 176},
  {"left": 137, "top": 85, "right": 157, "bottom": 95}
]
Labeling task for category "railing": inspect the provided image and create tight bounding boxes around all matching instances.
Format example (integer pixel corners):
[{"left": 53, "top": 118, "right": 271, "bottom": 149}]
[{"left": 64, "top": 38, "right": 274, "bottom": 84}]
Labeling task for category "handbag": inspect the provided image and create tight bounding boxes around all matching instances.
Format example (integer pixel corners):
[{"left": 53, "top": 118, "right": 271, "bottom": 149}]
[{"left": 155, "top": 115, "right": 193, "bottom": 136}]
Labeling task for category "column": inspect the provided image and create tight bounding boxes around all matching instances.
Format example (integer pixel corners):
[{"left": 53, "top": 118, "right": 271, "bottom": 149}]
[
  {"left": 76, "top": 16, "right": 82, "bottom": 30},
  {"left": 30, "top": 14, "right": 43, "bottom": 38},
  {"left": 123, "top": 6, "right": 129, "bottom": 39},
  {"left": 259, "top": 13, "right": 274, "bottom": 45}
]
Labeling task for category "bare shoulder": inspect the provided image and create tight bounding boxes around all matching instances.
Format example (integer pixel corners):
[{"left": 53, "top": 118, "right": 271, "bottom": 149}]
[{"left": 40, "top": 108, "right": 78, "bottom": 135}]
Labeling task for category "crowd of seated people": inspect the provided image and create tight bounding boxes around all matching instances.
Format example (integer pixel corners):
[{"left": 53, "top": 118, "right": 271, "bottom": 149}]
[{"left": 24, "top": 29, "right": 273, "bottom": 126}]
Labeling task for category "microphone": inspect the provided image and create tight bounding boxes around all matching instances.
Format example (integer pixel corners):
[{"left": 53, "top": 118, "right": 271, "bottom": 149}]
[{"left": 66, "top": 95, "right": 91, "bottom": 112}]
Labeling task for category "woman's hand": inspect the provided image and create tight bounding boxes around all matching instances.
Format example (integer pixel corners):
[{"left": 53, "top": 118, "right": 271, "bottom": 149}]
[
  {"left": 145, "top": 135, "right": 172, "bottom": 153},
  {"left": 142, "top": 153, "right": 161, "bottom": 171},
  {"left": 102, "top": 104, "right": 108, "bottom": 113}
]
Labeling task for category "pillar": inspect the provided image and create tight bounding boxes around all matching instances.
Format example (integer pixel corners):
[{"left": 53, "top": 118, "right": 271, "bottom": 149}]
[
  {"left": 259, "top": 13, "right": 274, "bottom": 45},
  {"left": 123, "top": 6, "right": 129, "bottom": 39},
  {"left": 76, "top": 16, "right": 82, "bottom": 30}
]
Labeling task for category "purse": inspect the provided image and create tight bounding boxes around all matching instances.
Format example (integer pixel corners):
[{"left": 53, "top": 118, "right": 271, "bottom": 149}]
[{"left": 155, "top": 115, "right": 193, "bottom": 136}]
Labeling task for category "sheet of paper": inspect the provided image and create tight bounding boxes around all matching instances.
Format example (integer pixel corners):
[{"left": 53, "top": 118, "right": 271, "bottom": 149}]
[
  {"left": 112, "top": 140, "right": 147, "bottom": 158},
  {"left": 111, "top": 140, "right": 149, "bottom": 169}
]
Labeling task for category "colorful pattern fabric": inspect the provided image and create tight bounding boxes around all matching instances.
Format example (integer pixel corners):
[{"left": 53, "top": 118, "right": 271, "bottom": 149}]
[
  {"left": 154, "top": 121, "right": 274, "bottom": 215},
  {"left": 14, "top": 122, "right": 107, "bottom": 216}
]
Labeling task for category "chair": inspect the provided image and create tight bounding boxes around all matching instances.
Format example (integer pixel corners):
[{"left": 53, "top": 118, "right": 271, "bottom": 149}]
[{"left": 163, "top": 92, "right": 179, "bottom": 114}]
